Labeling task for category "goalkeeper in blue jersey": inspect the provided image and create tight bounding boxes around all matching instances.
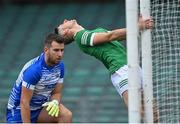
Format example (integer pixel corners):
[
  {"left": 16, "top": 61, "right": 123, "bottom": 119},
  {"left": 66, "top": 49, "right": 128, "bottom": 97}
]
[
  {"left": 54, "top": 17, "right": 153, "bottom": 107},
  {"left": 6, "top": 33, "right": 72, "bottom": 123}
]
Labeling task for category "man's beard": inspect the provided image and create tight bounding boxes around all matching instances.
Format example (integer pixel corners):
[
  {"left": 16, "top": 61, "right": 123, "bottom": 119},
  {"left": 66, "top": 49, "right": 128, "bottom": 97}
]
[{"left": 47, "top": 56, "right": 57, "bottom": 66}]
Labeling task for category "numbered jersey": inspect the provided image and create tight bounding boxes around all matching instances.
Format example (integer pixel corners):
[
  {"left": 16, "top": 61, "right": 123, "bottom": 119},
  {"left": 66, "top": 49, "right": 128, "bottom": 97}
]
[{"left": 7, "top": 53, "right": 64, "bottom": 110}]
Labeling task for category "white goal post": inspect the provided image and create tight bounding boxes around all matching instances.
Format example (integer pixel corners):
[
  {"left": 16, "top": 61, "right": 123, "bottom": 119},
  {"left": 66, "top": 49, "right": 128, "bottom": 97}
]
[
  {"left": 126, "top": 0, "right": 153, "bottom": 122},
  {"left": 127, "top": 0, "right": 180, "bottom": 123},
  {"left": 126, "top": 0, "right": 141, "bottom": 123},
  {"left": 140, "top": 0, "right": 154, "bottom": 122}
]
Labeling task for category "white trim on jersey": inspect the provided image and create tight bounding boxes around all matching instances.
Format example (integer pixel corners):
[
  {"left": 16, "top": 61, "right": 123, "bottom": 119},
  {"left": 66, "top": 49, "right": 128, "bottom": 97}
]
[
  {"left": 22, "top": 81, "right": 35, "bottom": 90},
  {"left": 58, "top": 78, "right": 64, "bottom": 83},
  {"left": 81, "top": 31, "right": 88, "bottom": 45},
  {"left": 90, "top": 33, "right": 95, "bottom": 46}
]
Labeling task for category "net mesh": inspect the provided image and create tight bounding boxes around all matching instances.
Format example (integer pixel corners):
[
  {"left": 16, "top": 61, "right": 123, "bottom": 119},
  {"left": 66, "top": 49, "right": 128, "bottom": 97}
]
[{"left": 151, "top": 0, "right": 180, "bottom": 122}]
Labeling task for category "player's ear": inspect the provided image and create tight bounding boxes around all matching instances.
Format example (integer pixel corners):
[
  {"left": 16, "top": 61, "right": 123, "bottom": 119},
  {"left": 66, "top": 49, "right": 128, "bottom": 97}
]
[{"left": 44, "top": 46, "right": 49, "bottom": 53}]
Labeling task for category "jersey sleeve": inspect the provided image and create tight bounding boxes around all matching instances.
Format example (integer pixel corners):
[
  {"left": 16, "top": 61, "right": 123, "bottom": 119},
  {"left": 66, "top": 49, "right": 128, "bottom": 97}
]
[
  {"left": 58, "top": 62, "right": 65, "bottom": 83},
  {"left": 74, "top": 29, "right": 95, "bottom": 46},
  {"left": 22, "top": 65, "right": 41, "bottom": 90}
]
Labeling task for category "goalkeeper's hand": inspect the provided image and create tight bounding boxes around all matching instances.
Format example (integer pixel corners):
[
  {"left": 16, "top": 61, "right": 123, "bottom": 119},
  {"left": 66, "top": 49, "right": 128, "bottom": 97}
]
[{"left": 42, "top": 100, "right": 59, "bottom": 117}]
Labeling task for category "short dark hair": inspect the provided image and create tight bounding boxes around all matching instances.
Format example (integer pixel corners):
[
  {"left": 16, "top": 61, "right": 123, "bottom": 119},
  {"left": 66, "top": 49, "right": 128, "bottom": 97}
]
[
  {"left": 54, "top": 27, "right": 74, "bottom": 45},
  {"left": 44, "top": 33, "right": 64, "bottom": 47}
]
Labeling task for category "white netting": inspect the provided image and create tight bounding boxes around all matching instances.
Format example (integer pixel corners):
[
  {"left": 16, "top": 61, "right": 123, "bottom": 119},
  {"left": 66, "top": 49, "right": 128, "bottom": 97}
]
[{"left": 151, "top": 0, "right": 180, "bottom": 122}]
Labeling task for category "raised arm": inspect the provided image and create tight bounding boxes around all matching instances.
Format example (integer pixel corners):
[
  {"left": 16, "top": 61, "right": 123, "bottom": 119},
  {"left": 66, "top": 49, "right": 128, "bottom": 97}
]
[
  {"left": 93, "top": 28, "right": 126, "bottom": 45},
  {"left": 93, "top": 17, "right": 153, "bottom": 45}
]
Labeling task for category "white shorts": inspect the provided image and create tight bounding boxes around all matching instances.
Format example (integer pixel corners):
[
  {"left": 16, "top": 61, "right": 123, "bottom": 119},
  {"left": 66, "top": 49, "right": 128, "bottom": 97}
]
[
  {"left": 111, "top": 65, "right": 142, "bottom": 97},
  {"left": 111, "top": 65, "right": 128, "bottom": 97}
]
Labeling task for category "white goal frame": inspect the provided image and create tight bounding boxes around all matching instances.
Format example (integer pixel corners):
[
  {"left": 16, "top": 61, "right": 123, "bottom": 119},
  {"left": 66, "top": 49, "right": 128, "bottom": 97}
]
[
  {"left": 126, "top": 0, "right": 141, "bottom": 122},
  {"left": 126, "top": 0, "right": 153, "bottom": 122}
]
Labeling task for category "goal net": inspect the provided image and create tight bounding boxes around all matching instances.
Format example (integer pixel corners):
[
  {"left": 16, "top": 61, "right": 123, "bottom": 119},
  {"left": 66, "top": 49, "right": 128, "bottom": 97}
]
[{"left": 151, "top": 0, "right": 180, "bottom": 122}]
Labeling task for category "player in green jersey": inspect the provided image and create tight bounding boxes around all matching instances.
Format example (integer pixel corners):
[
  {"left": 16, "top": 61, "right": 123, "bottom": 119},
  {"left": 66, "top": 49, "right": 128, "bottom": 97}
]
[{"left": 54, "top": 17, "right": 153, "bottom": 107}]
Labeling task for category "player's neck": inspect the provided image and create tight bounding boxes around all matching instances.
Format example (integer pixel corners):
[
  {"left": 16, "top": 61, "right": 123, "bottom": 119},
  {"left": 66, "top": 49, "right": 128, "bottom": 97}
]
[{"left": 74, "top": 25, "right": 84, "bottom": 33}]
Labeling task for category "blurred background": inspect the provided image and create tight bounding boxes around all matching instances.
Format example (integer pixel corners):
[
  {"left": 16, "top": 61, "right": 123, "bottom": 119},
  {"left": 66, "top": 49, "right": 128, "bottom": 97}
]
[{"left": 0, "top": 0, "right": 128, "bottom": 122}]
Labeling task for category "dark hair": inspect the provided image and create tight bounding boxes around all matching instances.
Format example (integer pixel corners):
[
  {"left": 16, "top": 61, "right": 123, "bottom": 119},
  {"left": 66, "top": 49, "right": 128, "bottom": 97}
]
[
  {"left": 44, "top": 33, "right": 64, "bottom": 47},
  {"left": 54, "top": 27, "right": 59, "bottom": 34},
  {"left": 54, "top": 27, "right": 74, "bottom": 45}
]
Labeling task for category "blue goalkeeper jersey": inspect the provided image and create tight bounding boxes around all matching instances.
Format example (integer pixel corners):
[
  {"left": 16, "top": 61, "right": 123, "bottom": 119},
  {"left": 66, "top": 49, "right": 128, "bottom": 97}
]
[{"left": 7, "top": 53, "right": 64, "bottom": 111}]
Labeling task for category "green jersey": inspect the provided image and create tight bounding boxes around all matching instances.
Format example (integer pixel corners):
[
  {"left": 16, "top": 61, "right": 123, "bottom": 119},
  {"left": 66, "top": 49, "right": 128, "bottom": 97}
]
[{"left": 74, "top": 27, "right": 127, "bottom": 74}]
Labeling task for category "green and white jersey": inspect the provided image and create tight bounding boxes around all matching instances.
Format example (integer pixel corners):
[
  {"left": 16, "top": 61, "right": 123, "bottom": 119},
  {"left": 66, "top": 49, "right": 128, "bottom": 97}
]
[{"left": 74, "top": 27, "right": 127, "bottom": 74}]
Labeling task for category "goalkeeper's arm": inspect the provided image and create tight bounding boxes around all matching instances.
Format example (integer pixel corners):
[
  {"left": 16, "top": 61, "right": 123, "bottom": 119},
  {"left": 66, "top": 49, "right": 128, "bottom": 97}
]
[
  {"left": 42, "top": 83, "right": 63, "bottom": 117},
  {"left": 20, "top": 86, "right": 34, "bottom": 123},
  {"left": 50, "top": 83, "right": 63, "bottom": 102}
]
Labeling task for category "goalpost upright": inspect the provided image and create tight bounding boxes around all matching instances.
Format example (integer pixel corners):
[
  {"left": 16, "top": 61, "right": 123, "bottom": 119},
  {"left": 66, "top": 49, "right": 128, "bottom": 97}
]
[
  {"left": 126, "top": 0, "right": 141, "bottom": 122},
  {"left": 140, "top": 0, "right": 154, "bottom": 122},
  {"left": 126, "top": 0, "right": 154, "bottom": 122},
  {"left": 127, "top": 0, "right": 180, "bottom": 122}
]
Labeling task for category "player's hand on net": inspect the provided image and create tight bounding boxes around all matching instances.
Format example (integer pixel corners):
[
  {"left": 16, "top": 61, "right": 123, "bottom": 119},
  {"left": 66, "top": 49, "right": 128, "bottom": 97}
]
[{"left": 42, "top": 100, "right": 59, "bottom": 117}]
